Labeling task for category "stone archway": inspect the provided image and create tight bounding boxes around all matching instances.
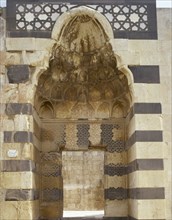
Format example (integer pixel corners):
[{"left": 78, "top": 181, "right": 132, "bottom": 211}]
[{"left": 34, "top": 6, "right": 133, "bottom": 219}]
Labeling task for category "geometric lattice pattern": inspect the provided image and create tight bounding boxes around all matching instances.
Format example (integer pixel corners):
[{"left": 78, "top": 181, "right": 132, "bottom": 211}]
[
  {"left": 101, "top": 124, "right": 125, "bottom": 153},
  {"left": 15, "top": 3, "right": 148, "bottom": 32},
  {"left": 105, "top": 187, "right": 127, "bottom": 200},
  {"left": 104, "top": 163, "right": 127, "bottom": 176},
  {"left": 6, "top": 0, "right": 157, "bottom": 39},
  {"left": 42, "top": 189, "right": 63, "bottom": 201},
  {"left": 77, "top": 124, "right": 90, "bottom": 148},
  {"left": 107, "top": 140, "right": 125, "bottom": 153}
]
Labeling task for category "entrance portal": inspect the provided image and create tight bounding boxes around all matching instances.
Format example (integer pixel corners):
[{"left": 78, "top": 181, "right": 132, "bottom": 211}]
[
  {"left": 34, "top": 6, "right": 133, "bottom": 219},
  {"left": 62, "top": 151, "right": 104, "bottom": 213}
]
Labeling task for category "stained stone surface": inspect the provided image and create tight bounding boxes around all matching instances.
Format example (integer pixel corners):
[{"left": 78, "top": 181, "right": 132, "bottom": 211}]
[
  {"left": 62, "top": 151, "right": 104, "bottom": 211},
  {"left": 0, "top": 4, "right": 171, "bottom": 220}
]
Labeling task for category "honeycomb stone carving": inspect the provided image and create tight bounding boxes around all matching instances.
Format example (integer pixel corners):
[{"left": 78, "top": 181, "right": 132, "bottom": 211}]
[
  {"left": 105, "top": 187, "right": 127, "bottom": 200},
  {"left": 36, "top": 8, "right": 132, "bottom": 120},
  {"left": 65, "top": 124, "right": 78, "bottom": 149},
  {"left": 77, "top": 124, "right": 90, "bottom": 148},
  {"left": 104, "top": 163, "right": 127, "bottom": 176},
  {"left": 42, "top": 189, "right": 63, "bottom": 201},
  {"left": 107, "top": 140, "right": 125, "bottom": 153}
]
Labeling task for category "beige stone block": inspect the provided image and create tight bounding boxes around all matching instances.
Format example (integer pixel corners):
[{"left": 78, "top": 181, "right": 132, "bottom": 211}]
[
  {"left": 0, "top": 51, "right": 6, "bottom": 65},
  {"left": 0, "top": 200, "right": 39, "bottom": 220},
  {"left": 128, "top": 142, "right": 164, "bottom": 162},
  {"left": 129, "top": 199, "right": 166, "bottom": 219},
  {"left": 128, "top": 40, "right": 158, "bottom": 52},
  {"left": 105, "top": 175, "right": 127, "bottom": 188},
  {"left": 163, "top": 142, "right": 172, "bottom": 159},
  {"left": 18, "top": 84, "right": 34, "bottom": 103},
  {"left": 40, "top": 201, "right": 63, "bottom": 218},
  {"left": 14, "top": 115, "right": 33, "bottom": 131},
  {"left": 105, "top": 152, "right": 127, "bottom": 164},
  {"left": 0, "top": 65, "right": 6, "bottom": 76},
  {"left": 1, "top": 117, "right": 15, "bottom": 131},
  {"left": 2, "top": 143, "right": 37, "bottom": 161},
  {"left": 157, "top": 9, "right": 172, "bottom": 40},
  {"left": 158, "top": 40, "right": 172, "bottom": 52},
  {"left": 128, "top": 171, "right": 165, "bottom": 188},
  {"left": 6, "top": 52, "right": 21, "bottom": 65},
  {"left": 135, "top": 114, "right": 163, "bottom": 130},
  {"left": 1, "top": 84, "right": 19, "bottom": 103},
  {"left": 134, "top": 84, "right": 161, "bottom": 103},
  {"left": 160, "top": 65, "right": 172, "bottom": 79},
  {"left": 160, "top": 82, "right": 172, "bottom": 104},
  {"left": 137, "top": 200, "right": 165, "bottom": 219},
  {"left": 0, "top": 172, "right": 38, "bottom": 189},
  {"left": 162, "top": 114, "right": 172, "bottom": 132},
  {"left": 140, "top": 50, "right": 160, "bottom": 65},
  {"left": 165, "top": 199, "right": 172, "bottom": 220},
  {"left": 115, "top": 50, "right": 140, "bottom": 65},
  {"left": 105, "top": 200, "right": 128, "bottom": 217},
  {"left": 110, "top": 39, "right": 128, "bottom": 51},
  {"left": 128, "top": 199, "right": 138, "bottom": 218},
  {"left": 27, "top": 51, "right": 51, "bottom": 67},
  {"left": 162, "top": 103, "right": 172, "bottom": 115},
  {"left": 35, "top": 38, "right": 55, "bottom": 51},
  {"left": 6, "top": 38, "right": 36, "bottom": 51},
  {"left": 0, "top": 131, "right": 4, "bottom": 144},
  {"left": 163, "top": 131, "right": 172, "bottom": 142}
]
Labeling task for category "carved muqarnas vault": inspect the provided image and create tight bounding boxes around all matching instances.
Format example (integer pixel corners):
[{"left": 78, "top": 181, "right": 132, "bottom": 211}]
[{"left": 35, "top": 9, "right": 132, "bottom": 119}]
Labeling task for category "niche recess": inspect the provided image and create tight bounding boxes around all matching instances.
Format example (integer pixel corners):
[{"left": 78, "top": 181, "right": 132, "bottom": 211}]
[{"left": 34, "top": 6, "right": 133, "bottom": 219}]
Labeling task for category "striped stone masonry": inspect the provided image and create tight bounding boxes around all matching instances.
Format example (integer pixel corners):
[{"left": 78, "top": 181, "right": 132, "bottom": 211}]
[{"left": 1, "top": 3, "right": 171, "bottom": 219}]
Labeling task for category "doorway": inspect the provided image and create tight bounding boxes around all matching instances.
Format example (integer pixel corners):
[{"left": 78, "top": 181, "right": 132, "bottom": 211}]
[{"left": 62, "top": 150, "right": 104, "bottom": 217}]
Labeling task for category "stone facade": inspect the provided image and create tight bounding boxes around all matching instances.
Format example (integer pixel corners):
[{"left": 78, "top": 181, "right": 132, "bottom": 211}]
[{"left": 0, "top": 1, "right": 171, "bottom": 220}]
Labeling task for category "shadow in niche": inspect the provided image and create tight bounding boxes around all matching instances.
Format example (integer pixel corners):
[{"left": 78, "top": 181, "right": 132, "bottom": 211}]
[{"left": 34, "top": 6, "right": 133, "bottom": 220}]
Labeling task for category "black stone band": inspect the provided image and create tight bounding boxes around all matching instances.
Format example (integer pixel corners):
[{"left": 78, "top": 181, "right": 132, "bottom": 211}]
[
  {"left": 105, "top": 159, "right": 164, "bottom": 176},
  {"left": 127, "top": 103, "right": 162, "bottom": 122},
  {"left": 5, "top": 189, "right": 39, "bottom": 201},
  {"left": 42, "top": 188, "right": 63, "bottom": 201},
  {"left": 129, "top": 66, "right": 160, "bottom": 83},
  {"left": 104, "top": 187, "right": 165, "bottom": 200},
  {"left": 1, "top": 160, "right": 37, "bottom": 172},
  {"left": 128, "top": 159, "right": 164, "bottom": 173},
  {"left": 5, "top": 103, "right": 33, "bottom": 115},
  {"left": 4, "top": 131, "right": 33, "bottom": 143},
  {"left": 134, "top": 103, "right": 162, "bottom": 114},
  {"left": 7, "top": 65, "right": 30, "bottom": 83},
  {"left": 126, "top": 130, "right": 163, "bottom": 149},
  {"left": 128, "top": 187, "right": 165, "bottom": 199}
]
